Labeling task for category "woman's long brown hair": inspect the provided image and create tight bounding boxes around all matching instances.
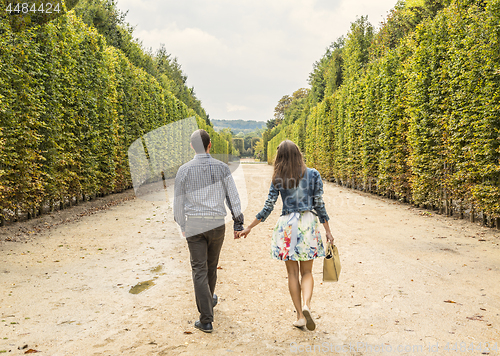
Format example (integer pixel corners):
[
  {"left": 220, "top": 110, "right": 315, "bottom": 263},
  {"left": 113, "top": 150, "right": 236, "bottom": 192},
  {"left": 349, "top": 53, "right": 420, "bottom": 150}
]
[{"left": 272, "top": 140, "right": 306, "bottom": 189}]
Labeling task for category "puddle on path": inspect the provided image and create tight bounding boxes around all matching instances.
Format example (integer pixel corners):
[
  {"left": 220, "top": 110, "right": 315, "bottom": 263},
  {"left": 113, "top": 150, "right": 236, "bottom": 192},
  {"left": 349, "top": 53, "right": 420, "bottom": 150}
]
[
  {"left": 150, "top": 265, "right": 163, "bottom": 273},
  {"left": 129, "top": 280, "right": 155, "bottom": 294},
  {"left": 129, "top": 265, "right": 164, "bottom": 294}
]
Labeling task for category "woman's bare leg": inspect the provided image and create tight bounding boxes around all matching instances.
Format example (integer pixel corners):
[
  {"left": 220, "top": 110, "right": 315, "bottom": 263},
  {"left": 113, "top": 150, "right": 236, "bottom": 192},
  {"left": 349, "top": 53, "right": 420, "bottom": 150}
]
[
  {"left": 285, "top": 260, "right": 304, "bottom": 320},
  {"left": 299, "top": 260, "right": 314, "bottom": 308}
]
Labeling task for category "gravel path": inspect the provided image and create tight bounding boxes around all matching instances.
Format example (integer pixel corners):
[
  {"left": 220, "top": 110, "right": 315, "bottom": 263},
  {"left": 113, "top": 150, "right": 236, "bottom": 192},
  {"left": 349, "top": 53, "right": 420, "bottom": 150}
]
[{"left": 1, "top": 163, "right": 499, "bottom": 355}]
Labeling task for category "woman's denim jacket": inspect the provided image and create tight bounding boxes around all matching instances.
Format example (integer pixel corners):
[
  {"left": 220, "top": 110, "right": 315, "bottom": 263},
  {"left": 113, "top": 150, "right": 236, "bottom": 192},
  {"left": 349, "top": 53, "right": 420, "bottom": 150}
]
[{"left": 256, "top": 168, "right": 329, "bottom": 223}]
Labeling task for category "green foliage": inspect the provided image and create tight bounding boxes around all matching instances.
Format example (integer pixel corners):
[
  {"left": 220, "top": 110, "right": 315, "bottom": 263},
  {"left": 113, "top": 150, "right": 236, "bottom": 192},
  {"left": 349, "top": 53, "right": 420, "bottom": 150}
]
[
  {"left": 153, "top": 44, "right": 209, "bottom": 123},
  {"left": 370, "top": 0, "right": 452, "bottom": 58},
  {"left": 73, "top": 0, "right": 129, "bottom": 49},
  {"left": 5, "top": 0, "right": 77, "bottom": 32},
  {"left": 212, "top": 119, "right": 266, "bottom": 136},
  {"left": 232, "top": 138, "right": 244, "bottom": 157},
  {"left": 0, "top": 9, "right": 230, "bottom": 221},
  {"left": 343, "top": 16, "right": 374, "bottom": 81},
  {"left": 236, "top": 135, "right": 261, "bottom": 157},
  {"left": 265, "top": 0, "right": 500, "bottom": 219},
  {"left": 309, "top": 38, "right": 344, "bottom": 104},
  {"left": 253, "top": 138, "right": 265, "bottom": 161},
  {"left": 73, "top": 0, "right": 208, "bottom": 122},
  {"left": 265, "top": 118, "right": 278, "bottom": 130}
]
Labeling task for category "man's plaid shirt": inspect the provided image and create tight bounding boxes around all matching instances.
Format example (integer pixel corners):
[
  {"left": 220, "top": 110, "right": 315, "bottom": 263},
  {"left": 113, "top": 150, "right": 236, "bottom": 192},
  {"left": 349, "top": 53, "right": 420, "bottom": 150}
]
[{"left": 174, "top": 153, "right": 244, "bottom": 232}]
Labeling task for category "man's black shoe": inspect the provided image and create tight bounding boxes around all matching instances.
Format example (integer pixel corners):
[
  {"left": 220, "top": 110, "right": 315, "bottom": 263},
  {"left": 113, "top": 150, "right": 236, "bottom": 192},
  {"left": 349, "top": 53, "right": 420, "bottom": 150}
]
[
  {"left": 213, "top": 294, "right": 218, "bottom": 307},
  {"left": 194, "top": 320, "right": 213, "bottom": 333}
]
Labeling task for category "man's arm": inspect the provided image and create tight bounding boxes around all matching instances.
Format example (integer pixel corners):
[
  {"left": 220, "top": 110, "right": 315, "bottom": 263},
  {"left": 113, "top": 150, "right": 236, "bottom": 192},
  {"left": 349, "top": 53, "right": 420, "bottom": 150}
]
[
  {"left": 223, "top": 166, "right": 244, "bottom": 232},
  {"left": 173, "top": 168, "right": 186, "bottom": 234}
]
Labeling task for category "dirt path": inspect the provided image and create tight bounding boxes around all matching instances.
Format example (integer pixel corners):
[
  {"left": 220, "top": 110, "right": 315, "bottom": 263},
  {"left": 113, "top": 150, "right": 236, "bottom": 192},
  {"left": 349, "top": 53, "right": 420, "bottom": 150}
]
[{"left": 1, "top": 163, "right": 499, "bottom": 355}]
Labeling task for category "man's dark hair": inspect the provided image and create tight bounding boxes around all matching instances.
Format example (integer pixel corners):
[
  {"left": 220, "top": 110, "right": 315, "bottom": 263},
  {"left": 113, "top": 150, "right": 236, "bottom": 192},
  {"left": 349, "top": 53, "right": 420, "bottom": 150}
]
[{"left": 191, "top": 129, "right": 211, "bottom": 154}]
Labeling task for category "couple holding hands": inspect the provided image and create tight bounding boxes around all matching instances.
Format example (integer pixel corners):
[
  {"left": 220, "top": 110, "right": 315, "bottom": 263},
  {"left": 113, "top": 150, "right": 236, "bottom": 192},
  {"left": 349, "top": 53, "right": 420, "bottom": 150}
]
[{"left": 174, "top": 129, "right": 333, "bottom": 333}]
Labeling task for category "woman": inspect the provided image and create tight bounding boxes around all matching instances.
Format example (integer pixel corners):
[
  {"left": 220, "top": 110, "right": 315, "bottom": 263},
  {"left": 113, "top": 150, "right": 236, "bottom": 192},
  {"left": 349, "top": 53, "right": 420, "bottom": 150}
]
[{"left": 237, "top": 140, "right": 333, "bottom": 331}]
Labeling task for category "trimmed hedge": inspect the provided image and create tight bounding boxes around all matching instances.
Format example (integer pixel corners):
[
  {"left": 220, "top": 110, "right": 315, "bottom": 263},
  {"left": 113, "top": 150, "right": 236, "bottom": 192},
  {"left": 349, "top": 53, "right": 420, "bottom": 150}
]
[
  {"left": 0, "top": 9, "right": 230, "bottom": 223},
  {"left": 267, "top": 0, "right": 500, "bottom": 222}
]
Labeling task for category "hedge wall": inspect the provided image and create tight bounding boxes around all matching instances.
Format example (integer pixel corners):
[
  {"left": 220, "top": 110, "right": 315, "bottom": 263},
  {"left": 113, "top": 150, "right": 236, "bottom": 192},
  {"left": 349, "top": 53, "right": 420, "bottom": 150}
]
[
  {"left": 267, "top": 0, "right": 500, "bottom": 222},
  {"left": 0, "top": 9, "right": 231, "bottom": 223}
]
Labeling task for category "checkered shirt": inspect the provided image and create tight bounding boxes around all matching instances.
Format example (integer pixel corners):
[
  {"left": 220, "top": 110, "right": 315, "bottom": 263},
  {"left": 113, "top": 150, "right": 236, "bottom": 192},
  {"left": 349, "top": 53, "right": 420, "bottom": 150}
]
[{"left": 174, "top": 153, "right": 244, "bottom": 232}]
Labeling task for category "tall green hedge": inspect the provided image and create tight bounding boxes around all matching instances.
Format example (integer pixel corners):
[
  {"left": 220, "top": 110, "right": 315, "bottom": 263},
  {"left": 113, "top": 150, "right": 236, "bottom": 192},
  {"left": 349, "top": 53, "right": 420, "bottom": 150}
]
[
  {"left": 0, "top": 8, "right": 230, "bottom": 223},
  {"left": 267, "top": 0, "right": 500, "bottom": 221}
]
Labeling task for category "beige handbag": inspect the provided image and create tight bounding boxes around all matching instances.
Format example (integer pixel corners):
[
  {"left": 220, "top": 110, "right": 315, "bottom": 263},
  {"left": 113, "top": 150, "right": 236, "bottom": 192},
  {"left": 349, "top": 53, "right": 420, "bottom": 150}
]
[{"left": 323, "top": 243, "right": 341, "bottom": 282}]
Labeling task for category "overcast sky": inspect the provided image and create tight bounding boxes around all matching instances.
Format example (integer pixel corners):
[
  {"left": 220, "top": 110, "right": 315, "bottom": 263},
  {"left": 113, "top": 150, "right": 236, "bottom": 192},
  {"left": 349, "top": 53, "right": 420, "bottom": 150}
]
[{"left": 116, "top": 0, "right": 397, "bottom": 122}]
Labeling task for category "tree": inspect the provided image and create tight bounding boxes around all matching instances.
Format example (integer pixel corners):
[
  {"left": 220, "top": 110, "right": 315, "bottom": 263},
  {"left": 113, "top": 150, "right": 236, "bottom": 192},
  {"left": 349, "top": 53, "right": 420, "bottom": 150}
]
[
  {"left": 274, "top": 95, "right": 292, "bottom": 123},
  {"left": 292, "top": 88, "right": 309, "bottom": 100},
  {"left": 73, "top": 0, "right": 144, "bottom": 65},
  {"left": 73, "top": 1, "right": 209, "bottom": 121},
  {"left": 343, "top": 16, "right": 374, "bottom": 81},
  {"left": 266, "top": 118, "right": 278, "bottom": 130},
  {"left": 308, "top": 37, "right": 344, "bottom": 103},
  {"left": 232, "top": 138, "right": 244, "bottom": 157},
  {"left": 253, "top": 139, "right": 265, "bottom": 161}
]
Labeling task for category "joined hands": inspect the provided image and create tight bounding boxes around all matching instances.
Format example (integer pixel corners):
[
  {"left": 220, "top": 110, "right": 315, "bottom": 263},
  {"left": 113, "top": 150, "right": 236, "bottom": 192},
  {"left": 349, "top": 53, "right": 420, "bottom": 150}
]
[{"left": 234, "top": 227, "right": 251, "bottom": 239}]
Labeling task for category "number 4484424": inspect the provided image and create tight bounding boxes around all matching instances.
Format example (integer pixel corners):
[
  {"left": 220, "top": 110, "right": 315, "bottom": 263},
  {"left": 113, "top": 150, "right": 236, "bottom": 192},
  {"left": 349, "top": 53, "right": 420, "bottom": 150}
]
[
  {"left": 443, "top": 342, "right": 498, "bottom": 353},
  {"left": 6, "top": 2, "right": 61, "bottom": 14}
]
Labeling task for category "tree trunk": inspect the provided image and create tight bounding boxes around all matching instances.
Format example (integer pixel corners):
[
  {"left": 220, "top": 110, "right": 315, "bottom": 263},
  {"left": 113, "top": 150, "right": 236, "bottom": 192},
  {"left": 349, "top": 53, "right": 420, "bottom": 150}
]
[{"left": 470, "top": 208, "right": 475, "bottom": 223}]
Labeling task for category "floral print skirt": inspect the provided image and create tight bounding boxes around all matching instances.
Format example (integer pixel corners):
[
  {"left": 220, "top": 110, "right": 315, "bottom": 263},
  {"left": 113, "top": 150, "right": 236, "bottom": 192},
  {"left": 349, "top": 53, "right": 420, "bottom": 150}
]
[{"left": 271, "top": 211, "right": 325, "bottom": 261}]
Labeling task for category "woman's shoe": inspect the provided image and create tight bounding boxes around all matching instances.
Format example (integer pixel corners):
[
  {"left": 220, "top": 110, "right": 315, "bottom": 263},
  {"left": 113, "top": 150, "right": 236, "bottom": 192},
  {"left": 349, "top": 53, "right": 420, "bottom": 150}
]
[
  {"left": 302, "top": 305, "right": 316, "bottom": 331},
  {"left": 293, "top": 318, "right": 306, "bottom": 328}
]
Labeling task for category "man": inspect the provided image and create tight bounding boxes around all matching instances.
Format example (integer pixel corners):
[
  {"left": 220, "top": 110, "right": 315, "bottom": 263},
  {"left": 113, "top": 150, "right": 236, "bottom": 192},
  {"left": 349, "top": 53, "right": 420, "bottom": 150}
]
[{"left": 174, "top": 129, "right": 244, "bottom": 333}]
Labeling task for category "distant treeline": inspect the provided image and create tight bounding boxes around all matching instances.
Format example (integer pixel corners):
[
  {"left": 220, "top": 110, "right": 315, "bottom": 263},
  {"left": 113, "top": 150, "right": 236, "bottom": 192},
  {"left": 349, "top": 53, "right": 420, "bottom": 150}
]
[
  {"left": 212, "top": 119, "right": 266, "bottom": 135},
  {"left": 263, "top": 0, "right": 500, "bottom": 226},
  {"left": 0, "top": 3, "right": 231, "bottom": 225}
]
